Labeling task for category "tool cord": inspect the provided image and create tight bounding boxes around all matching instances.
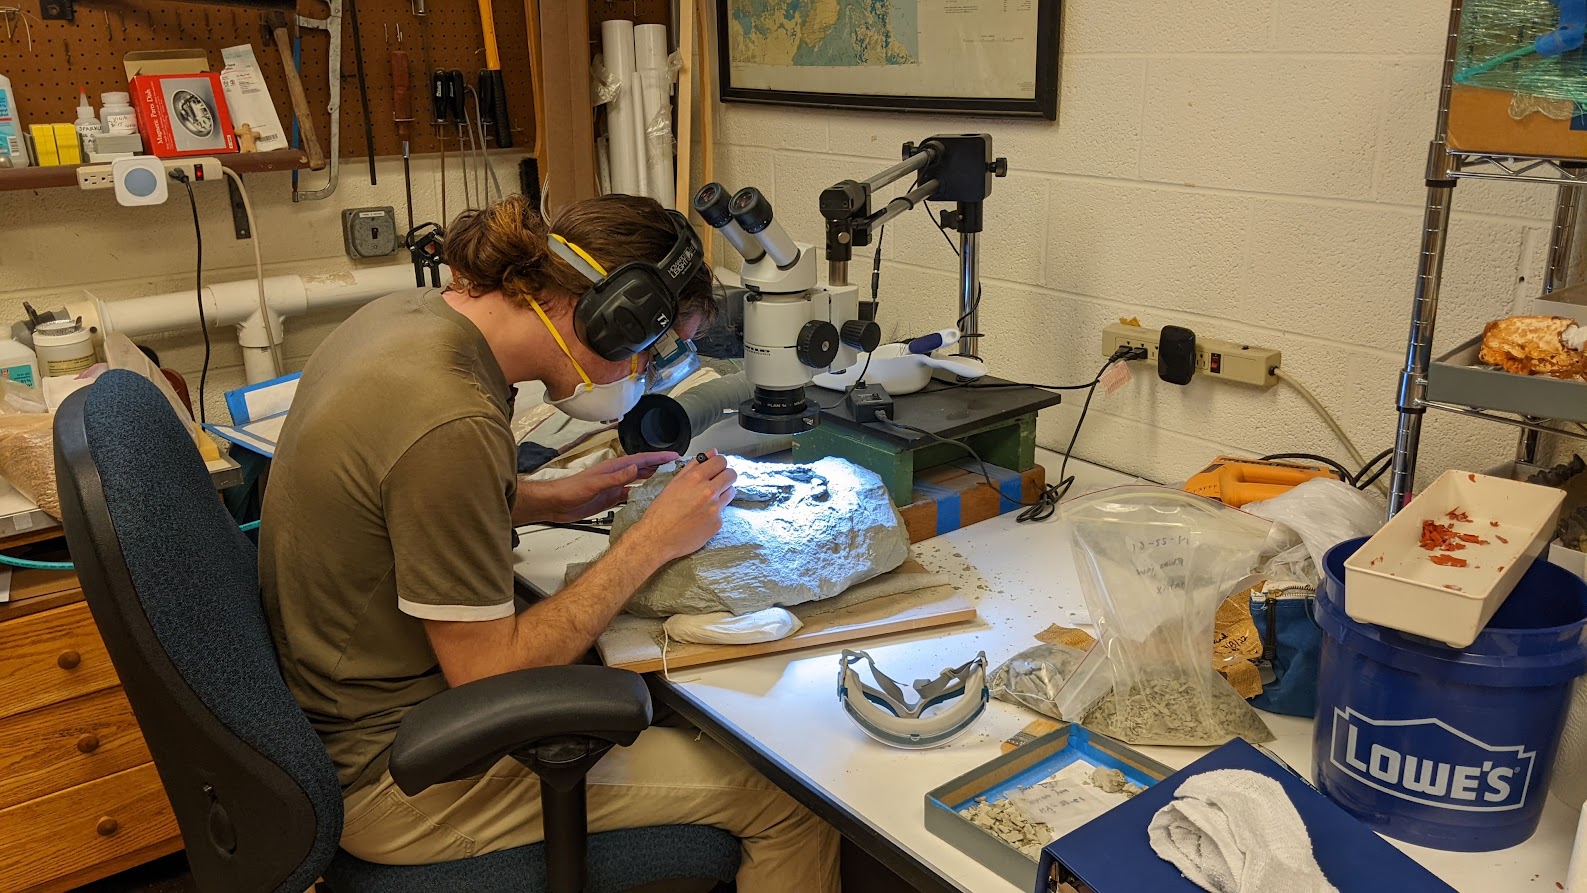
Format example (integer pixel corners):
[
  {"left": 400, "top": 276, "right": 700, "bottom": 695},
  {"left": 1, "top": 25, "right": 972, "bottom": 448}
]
[
  {"left": 222, "top": 167, "right": 285, "bottom": 379},
  {"left": 177, "top": 177, "right": 211, "bottom": 426},
  {"left": 0, "top": 520, "right": 262, "bottom": 571}
]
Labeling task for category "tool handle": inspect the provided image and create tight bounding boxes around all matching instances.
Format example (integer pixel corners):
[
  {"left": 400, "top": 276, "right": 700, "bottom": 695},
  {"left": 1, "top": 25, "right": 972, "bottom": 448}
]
[
  {"left": 489, "top": 69, "right": 512, "bottom": 149},
  {"left": 476, "top": 0, "right": 502, "bottom": 69},
  {"left": 391, "top": 50, "right": 413, "bottom": 140},
  {"left": 447, "top": 70, "right": 467, "bottom": 123},
  {"left": 432, "top": 69, "right": 448, "bottom": 123},
  {"left": 476, "top": 70, "right": 495, "bottom": 124},
  {"left": 269, "top": 22, "right": 326, "bottom": 170}
]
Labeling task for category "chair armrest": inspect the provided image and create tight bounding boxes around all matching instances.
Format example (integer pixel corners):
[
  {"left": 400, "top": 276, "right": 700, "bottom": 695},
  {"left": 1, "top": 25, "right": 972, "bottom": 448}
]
[{"left": 389, "top": 665, "right": 652, "bottom": 795}]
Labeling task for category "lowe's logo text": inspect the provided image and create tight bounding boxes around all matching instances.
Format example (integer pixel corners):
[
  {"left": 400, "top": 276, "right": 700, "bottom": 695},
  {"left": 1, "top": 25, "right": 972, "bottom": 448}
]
[{"left": 1330, "top": 709, "right": 1535, "bottom": 812}]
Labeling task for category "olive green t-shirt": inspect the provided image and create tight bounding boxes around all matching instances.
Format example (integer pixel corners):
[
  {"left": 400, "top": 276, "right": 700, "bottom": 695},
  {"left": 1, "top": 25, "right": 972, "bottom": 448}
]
[{"left": 260, "top": 289, "right": 517, "bottom": 794}]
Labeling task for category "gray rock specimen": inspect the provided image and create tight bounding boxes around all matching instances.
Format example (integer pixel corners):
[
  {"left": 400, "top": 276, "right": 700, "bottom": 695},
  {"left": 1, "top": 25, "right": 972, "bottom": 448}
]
[{"left": 612, "top": 456, "right": 910, "bottom": 618}]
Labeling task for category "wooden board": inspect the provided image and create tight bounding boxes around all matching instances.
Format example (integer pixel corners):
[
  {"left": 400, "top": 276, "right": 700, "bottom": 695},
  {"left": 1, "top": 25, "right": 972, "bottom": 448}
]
[{"left": 597, "top": 560, "right": 978, "bottom": 674}]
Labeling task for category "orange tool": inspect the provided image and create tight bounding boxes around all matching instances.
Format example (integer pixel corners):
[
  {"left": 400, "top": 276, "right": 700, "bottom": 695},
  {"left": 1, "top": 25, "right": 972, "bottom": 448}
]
[{"left": 1184, "top": 456, "right": 1341, "bottom": 507}]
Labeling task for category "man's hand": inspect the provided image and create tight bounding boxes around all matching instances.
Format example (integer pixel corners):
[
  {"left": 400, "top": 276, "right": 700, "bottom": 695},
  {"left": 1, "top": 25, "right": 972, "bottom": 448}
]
[
  {"left": 513, "top": 451, "right": 678, "bottom": 524},
  {"left": 631, "top": 449, "right": 737, "bottom": 561}
]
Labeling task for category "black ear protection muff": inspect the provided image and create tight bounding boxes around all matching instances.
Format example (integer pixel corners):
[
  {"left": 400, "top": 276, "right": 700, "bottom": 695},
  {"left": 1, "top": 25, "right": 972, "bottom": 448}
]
[{"left": 547, "top": 209, "right": 705, "bottom": 362}]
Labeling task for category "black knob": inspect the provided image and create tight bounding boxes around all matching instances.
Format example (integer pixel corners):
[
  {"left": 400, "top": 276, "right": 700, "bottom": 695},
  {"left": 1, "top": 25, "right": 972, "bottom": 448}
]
[
  {"left": 990, "top": 157, "right": 1008, "bottom": 177},
  {"left": 797, "top": 321, "right": 840, "bottom": 367},
  {"left": 842, "top": 320, "right": 881, "bottom": 352}
]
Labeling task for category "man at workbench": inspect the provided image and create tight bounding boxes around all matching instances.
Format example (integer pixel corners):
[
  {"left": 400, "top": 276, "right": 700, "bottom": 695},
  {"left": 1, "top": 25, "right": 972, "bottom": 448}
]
[{"left": 260, "top": 193, "right": 839, "bottom": 892}]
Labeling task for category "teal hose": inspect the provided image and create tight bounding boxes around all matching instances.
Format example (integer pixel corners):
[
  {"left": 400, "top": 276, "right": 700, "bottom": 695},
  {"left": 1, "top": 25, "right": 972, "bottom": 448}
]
[{"left": 0, "top": 520, "right": 263, "bottom": 571}]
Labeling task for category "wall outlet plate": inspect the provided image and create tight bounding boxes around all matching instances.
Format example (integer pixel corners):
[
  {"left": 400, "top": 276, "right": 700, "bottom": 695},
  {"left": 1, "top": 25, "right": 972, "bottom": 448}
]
[
  {"left": 77, "top": 164, "right": 116, "bottom": 190},
  {"left": 1101, "top": 321, "right": 1281, "bottom": 388},
  {"left": 343, "top": 207, "right": 399, "bottom": 259}
]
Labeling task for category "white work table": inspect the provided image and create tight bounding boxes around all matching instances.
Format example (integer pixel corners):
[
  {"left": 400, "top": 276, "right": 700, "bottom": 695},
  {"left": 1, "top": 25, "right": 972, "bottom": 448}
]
[{"left": 513, "top": 451, "right": 1578, "bottom": 893}]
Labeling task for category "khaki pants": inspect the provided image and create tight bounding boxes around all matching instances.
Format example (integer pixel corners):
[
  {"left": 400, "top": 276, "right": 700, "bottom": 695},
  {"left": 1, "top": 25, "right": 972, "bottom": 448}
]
[{"left": 340, "top": 726, "right": 840, "bottom": 893}]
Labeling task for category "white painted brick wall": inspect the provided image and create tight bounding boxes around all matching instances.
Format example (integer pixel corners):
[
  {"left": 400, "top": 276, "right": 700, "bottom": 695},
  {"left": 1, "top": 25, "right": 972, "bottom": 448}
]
[
  {"left": 0, "top": 0, "right": 1569, "bottom": 490},
  {"left": 709, "top": 0, "right": 1569, "bottom": 488}
]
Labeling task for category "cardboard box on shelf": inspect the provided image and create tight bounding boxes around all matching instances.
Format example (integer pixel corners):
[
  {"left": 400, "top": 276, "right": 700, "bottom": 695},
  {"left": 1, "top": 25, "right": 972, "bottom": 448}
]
[
  {"left": 1447, "top": 85, "right": 1587, "bottom": 161},
  {"left": 131, "top": 73, "right": 237, "bottom": 158}
]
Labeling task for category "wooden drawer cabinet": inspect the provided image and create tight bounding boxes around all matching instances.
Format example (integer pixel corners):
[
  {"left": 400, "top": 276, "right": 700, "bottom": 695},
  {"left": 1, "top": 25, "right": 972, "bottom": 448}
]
[
  {"left": 0, "top": 686, "right": 153, "bottom": 810},
  {"left": 0, "top": 763, "right": 180, "bottom": 892},
  {"left": 0, "top": 602, "right": 119, "bottom": 722},
  {"left": 0, "top": 571, "right": 182, "bottom": 892}
]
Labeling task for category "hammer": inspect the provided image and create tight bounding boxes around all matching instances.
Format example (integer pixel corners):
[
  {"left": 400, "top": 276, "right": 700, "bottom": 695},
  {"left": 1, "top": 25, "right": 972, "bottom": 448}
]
[{"left": 265, "top": 12, "right": 326, "bottom": 170}]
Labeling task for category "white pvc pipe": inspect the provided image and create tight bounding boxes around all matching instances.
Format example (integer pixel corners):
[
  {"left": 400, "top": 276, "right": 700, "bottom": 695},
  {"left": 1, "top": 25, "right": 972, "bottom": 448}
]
[
  {"left": 85, "top": 263, "right": 443, "bottom": 384},
  {"left": 634, "top": 24, "right": 674, "bottom": 205}
]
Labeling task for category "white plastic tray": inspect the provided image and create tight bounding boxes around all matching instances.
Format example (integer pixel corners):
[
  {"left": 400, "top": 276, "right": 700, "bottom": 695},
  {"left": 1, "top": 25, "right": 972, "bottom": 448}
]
[{"left": 1344, "top": 469, "right": 1564, "bottom": 647}]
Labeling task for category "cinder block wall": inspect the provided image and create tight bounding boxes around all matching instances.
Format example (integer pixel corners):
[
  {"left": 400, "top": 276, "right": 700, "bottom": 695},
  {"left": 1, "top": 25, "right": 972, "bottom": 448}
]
[
  {"left": 0, "top": 1, "right": 1564, "bottom": 487},
  {"left": 709, "top": 0, "right": 1563, "bottom": 485}
]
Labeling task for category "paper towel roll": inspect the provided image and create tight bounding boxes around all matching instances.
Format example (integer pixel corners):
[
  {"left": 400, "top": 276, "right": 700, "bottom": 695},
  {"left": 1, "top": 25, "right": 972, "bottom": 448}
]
[
  {"left": 634, "top": 23, "right": 670, "bottom": 73},
  {"left": 600, "top": 20, "right": 644, "bottom": 196},
  {"left": 638, "top": 69, "right": 675, "bottom": 205}
]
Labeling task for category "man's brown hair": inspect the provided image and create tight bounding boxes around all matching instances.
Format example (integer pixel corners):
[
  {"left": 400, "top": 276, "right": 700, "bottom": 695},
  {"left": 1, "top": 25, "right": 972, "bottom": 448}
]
[{"left": 443, "top": 193, "right": 715, "bottom": 322}]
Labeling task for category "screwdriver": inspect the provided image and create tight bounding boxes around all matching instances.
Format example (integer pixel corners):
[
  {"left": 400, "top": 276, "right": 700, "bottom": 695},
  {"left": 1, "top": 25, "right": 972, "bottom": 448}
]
[
  {"left": 390, "top": 28, "right": 415, "bottom": 232},
  {"left": 446, "top": 69, "right": 472, "bottom": 208},
  {"left": 432, "top": 69, "right": 449, "bottom": 223}
]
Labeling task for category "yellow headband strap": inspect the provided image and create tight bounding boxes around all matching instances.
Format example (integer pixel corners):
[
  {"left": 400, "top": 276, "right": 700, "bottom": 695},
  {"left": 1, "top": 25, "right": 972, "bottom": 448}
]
[{"left": 548, "top": 233, "right": 609, "bottom": 279}]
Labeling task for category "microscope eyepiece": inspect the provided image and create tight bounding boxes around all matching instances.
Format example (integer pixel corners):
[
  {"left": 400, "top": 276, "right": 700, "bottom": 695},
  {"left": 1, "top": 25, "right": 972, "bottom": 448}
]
[
  {"left": 730, "top": 187, "right": 775, "bottom": 235},
  {"left": 693, "top": 183, "right": 734, "bottom": 228}
]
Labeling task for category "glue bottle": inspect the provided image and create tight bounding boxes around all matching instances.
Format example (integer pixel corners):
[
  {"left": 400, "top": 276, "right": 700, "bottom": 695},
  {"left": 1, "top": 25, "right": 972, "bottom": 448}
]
[
  {"left": 74, "top": 89, "right": 100, "bottom": 156},
  {"left": 0, "top": 72, "right": 28, "bottom": 168}
]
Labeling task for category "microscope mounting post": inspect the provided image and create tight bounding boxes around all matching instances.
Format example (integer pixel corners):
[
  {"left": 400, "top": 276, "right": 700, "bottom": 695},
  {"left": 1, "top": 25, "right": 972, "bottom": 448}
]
[{"left": 820, "top": 134, "right": 1007, "bottom": 356}]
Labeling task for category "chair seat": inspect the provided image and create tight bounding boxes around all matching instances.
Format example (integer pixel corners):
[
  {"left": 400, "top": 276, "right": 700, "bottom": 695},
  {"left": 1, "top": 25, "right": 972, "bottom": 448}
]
[{"left": 321, "top": 824, "right": 741, "bottom": 893}]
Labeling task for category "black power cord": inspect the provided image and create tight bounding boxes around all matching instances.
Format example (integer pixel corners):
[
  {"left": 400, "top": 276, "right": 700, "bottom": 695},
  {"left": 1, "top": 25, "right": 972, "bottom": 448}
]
[
  {"left": 820, "top": 224, "right": 886, "bottom": 412},
  {"left": 173, "top": 170, "right": 211, "bottom": 425},
  {"left": 1257, "top": 448, "right": 1395, "bottom": 491},
  {"left": 875, "top": 346, "right": 1143, "bottom": 523}
]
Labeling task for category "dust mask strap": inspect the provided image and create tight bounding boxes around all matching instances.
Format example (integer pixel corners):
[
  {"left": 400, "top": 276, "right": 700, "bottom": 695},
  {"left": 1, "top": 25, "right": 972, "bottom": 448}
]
[{"left": 529, "top": 298, "right": 595, "bottom": 391}]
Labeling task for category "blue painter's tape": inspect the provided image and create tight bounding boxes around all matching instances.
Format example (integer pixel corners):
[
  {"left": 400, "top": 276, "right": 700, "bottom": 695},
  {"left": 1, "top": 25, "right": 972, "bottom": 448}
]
[
  {"left": 912, "top": 480, "right": 959, "bottom": 536},
  {"left": 956, "top": 460, "right": 1023, "bottom": 510}
]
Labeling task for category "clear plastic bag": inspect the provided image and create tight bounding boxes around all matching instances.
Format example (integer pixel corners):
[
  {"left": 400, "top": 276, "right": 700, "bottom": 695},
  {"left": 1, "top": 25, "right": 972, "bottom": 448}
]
[
  {"left": 0, "top": 412, "right": 58, "bottom": 518},
  {"left": 1455, "top": 0, "right": 1587, "bottom": 106},
  {"left": 1245, "top": 477, "right": 1383, "bottom": 587},
  {"left": 989, "top": 642, "right": 1088, "bottom": 720},
  {"left": 1057, "top": 486, "right": 1276, "bottom": 746}
]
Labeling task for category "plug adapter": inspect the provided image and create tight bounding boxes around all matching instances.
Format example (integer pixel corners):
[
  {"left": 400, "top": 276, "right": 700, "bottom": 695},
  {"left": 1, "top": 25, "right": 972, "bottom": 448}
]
[{"left": 847, "top": 382, "right": 893, "bottom": 423}]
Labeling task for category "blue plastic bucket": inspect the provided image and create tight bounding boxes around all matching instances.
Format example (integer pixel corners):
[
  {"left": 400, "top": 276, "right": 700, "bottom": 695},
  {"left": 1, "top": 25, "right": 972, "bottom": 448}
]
[{"left": 1313, "top": 537, "right": 1587, "bottom": 851}]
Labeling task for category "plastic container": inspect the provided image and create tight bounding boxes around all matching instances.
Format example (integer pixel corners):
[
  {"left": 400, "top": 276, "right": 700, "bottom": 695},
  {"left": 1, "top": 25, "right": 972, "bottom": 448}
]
[
  {"left": 32, "top": 320, "right": 95, "bottom": 377},
  {"left": 0, "top": 339, "right": 39, "bottom": 390},
  {"left": 1344, "top": 469, "right": 1565, "bottom": 647},
  {"left": 73, "top": 89, "right": 100, "bottom": 155},
  {"left": 0, "top": 72, "right": 28, "bottom": 168},
  {"left": 1314, "top": 536, "right": 1587, "bottom": 851},
  {"left": 100, "top": 92, "right": 137, "bottom": 136}
]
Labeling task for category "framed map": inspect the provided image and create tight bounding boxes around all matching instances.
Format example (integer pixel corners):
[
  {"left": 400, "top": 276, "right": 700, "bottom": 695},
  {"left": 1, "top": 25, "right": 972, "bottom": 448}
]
[{"left": 717, "top": 0, "right": 1060, "bottom": 119}]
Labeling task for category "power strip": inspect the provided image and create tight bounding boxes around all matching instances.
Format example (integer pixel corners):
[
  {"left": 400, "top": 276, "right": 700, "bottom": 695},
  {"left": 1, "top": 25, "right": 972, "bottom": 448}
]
[
  {"left": 1101, "top": 322, "right": 1281, "bottom": 388},
  {"left": 76, "top": 156, "right": 226, "bottom": 190}
]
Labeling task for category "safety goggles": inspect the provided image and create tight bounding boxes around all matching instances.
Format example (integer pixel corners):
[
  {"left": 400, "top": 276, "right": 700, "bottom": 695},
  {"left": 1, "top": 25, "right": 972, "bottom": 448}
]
[
  {"left": 645, "top": 330, "right": 701, "bottom": 394},
  {"left": 838, "top": 649, "right": 989, "bottom": 749}
]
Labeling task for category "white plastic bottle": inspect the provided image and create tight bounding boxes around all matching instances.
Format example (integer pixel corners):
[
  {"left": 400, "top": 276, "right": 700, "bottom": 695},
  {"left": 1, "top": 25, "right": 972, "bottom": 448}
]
[
  {"left": 74, "top": 88, "right": 100, "bottom": 156},
  {"left": 101, "top": 91, "right": 137, "bottom": 136},
  {"left": 0, "top": 72, "right": 29, "bottom": 168},
  {"left": 0, "top": 338, "right": 40, "bottom": 390}
]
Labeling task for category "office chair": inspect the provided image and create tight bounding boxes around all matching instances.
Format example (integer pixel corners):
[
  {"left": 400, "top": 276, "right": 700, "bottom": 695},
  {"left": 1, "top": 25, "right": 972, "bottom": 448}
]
[{"left": 54, "top": 370, "right": 740, "bottom": 893}]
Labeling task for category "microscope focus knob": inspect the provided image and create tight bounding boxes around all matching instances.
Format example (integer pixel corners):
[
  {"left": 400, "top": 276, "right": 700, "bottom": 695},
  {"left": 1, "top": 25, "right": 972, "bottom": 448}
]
[
  {"left": 797, "top": 321, "right": 840, "bottom": 368},
  {"left": 841, "top": 319, "right": 882, "bottom": 353}
]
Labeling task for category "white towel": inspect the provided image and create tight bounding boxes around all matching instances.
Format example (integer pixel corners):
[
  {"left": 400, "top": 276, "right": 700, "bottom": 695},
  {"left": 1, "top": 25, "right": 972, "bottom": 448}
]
[{"left": 1148, "top": 769, "right": 1338, "bottom": 893}]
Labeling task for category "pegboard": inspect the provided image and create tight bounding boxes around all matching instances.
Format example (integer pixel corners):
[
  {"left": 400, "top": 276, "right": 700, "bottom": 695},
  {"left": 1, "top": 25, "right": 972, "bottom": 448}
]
[{"left": 0, "top": 0, "right": 537, "bottom": 163}]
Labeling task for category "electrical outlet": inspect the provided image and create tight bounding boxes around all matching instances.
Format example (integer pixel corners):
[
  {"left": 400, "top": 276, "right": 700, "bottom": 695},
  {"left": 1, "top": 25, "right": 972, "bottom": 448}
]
[
  {"left": 342, "top": 207, "right": 400, "bottom": 258},
  {"left": 1101, "top": 322, "right": 1281, "bottom": 388},
  {"left": 76, "top": 164, "right": 115, "bottom": 190}
]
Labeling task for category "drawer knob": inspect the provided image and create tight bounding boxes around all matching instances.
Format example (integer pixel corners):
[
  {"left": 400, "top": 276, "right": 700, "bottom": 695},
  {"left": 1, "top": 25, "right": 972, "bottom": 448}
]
[
  {"left": 97, "top": 817, "right": 118, "bottom": 836},
  {"left": 77, "top": 734, "right": 100, "bottom": 754},
  {"left": 57, "top": 651, "right": 81, "bottom": 670}
]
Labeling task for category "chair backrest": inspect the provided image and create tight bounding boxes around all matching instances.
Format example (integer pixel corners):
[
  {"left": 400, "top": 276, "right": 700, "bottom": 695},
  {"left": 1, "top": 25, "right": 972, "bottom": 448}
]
[{"left": 53, "top": 371, "right": 342, "bottom": 893}]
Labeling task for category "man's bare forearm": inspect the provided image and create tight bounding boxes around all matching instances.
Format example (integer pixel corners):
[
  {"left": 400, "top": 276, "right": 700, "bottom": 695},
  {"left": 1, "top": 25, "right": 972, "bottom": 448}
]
[{"left": 506, "top": 528, "right": 669, "bottom": 666}]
